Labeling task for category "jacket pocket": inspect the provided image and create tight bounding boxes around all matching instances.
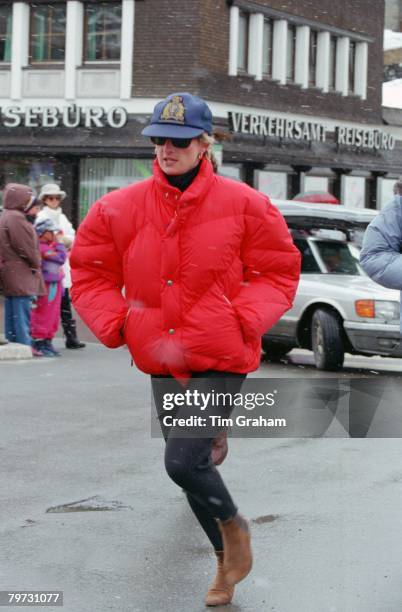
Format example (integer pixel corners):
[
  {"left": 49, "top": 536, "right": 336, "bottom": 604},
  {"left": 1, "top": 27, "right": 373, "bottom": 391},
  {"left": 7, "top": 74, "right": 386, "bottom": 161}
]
[
  {"left": 222, "top": 294, "right": 248, "bottom": 344},
  {"left": 223, "top": 293, "right": 260, "bottom": 344}
]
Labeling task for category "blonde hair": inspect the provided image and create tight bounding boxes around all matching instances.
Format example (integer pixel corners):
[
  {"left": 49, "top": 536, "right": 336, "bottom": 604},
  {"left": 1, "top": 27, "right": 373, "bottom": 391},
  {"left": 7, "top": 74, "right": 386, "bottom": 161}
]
[{"left": 199, "top": 133, "right": 218, "bottom": 173}]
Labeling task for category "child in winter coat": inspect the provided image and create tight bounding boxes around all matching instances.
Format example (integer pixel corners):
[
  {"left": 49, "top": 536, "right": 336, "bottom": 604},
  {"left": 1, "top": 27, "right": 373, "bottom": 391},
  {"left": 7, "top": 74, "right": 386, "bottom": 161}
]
[{"left": 31, "top": 218, "right": 67, "bottom": 357}]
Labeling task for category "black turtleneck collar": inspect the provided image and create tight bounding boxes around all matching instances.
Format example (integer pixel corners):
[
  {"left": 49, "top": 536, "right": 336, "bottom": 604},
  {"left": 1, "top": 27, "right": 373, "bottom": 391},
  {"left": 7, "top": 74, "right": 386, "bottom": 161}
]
[{"left": 165, "top": 161, "right": 202, "bottom": 192}]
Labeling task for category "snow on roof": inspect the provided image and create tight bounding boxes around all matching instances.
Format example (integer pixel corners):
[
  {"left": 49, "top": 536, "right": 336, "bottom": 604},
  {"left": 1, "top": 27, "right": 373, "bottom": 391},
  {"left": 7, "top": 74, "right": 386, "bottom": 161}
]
[
  {"left": 383, "top": 78, "right": 402, "bottom": 108},
  {"left": 384, "top": 29, "right": 402, "bottom": 51}
]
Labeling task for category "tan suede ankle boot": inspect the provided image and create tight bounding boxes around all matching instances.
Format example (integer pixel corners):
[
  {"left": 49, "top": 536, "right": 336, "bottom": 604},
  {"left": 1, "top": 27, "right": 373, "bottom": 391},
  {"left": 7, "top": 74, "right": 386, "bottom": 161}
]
[
  {"left": 205, "top": 550, "right": 234, "bottom": 606},
  {"left": 218, "top": 512, "right": 253, "bottom": 586}
]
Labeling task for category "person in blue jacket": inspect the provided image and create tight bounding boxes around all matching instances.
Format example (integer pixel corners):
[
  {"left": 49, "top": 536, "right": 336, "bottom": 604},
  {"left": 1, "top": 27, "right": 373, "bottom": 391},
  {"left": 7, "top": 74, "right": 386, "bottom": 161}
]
[{"left": 360, "top": 179, "right": 402, "bottom": 334}]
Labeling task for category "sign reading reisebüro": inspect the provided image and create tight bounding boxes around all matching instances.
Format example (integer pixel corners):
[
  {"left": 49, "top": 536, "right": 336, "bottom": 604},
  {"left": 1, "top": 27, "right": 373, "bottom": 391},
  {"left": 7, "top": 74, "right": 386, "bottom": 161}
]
[
  {"left": 228, "top": 111, "right": 396, "bottom": 151},
  {"left": 0, "top": 105, "right": 128, "bottom": 128}
]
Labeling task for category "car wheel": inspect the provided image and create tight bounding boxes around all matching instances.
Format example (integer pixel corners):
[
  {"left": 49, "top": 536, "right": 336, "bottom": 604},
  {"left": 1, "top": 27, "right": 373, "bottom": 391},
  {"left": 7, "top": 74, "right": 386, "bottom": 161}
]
[
  {"left": 311, "top": 309, "right": 345, "bottom": 371},
  {"left": 261, "top": 338, "right": 291, "bottom": 362}
]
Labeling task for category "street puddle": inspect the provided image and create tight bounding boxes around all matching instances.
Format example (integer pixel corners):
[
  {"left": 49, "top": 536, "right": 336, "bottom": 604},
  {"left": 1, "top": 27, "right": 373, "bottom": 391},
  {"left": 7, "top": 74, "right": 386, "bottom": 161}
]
[
  {"left": 46, "top": 495, "right": 133, "bottom": 513},
  {"left": 252, "top": 514, "right": 280, "bottom": 524}
]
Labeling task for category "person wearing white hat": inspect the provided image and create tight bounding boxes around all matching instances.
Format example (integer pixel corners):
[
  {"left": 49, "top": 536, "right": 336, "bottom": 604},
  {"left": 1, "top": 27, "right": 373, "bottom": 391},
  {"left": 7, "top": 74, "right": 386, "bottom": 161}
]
[
  {"left": 38, "top": 183, "right": 66, "bottom": 202},
  {"left": 36, "top": 183, "right": 85, "bottom": 349}
]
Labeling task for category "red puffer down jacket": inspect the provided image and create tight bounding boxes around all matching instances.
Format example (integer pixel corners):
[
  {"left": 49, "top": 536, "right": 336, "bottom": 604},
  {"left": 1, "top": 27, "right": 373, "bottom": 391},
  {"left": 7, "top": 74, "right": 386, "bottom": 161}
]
[{"left": 70, "top": 158, "right": 301, "bottom": 377}]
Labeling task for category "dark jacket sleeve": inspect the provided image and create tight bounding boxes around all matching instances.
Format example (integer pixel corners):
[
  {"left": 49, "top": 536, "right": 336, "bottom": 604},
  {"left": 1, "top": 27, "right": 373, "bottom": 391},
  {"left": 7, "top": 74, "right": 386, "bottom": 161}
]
[
  {"left": 231, "top": 193, "right": 301, "bottom": 342},
  {"left": 70, "top": 200, "right": 128, "bottom": 348},
  {"left": 7, "top": 215, "right": 41, "bottom": 270},
  {"left": 360, "top": 196, "right": 402, "bottom": 290}
]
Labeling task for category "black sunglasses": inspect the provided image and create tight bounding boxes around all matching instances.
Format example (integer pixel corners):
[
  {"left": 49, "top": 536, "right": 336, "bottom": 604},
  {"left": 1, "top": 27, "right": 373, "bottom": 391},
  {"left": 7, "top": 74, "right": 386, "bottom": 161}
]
[{"left": 150, "top": 136, "right": 193, "bottom": 148}]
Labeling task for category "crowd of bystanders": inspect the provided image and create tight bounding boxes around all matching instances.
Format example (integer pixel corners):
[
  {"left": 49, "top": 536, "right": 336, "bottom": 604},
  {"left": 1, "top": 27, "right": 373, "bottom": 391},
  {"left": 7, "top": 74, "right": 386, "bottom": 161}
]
[{"left": 0, "top": 181, "right": 85, "bottom": 357}]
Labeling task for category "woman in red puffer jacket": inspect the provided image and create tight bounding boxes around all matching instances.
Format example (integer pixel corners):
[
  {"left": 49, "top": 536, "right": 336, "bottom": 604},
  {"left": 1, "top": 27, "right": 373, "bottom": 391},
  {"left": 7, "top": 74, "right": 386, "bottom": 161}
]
[{"left": 70, "top": 92, "right": 300, "bottom": 607}]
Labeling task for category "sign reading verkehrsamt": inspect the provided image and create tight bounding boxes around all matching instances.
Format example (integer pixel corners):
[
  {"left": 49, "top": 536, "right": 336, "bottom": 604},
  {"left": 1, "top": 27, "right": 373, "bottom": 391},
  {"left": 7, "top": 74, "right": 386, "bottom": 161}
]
[{"left": 228, "top": 111, "right": 395, "bottom": 151}]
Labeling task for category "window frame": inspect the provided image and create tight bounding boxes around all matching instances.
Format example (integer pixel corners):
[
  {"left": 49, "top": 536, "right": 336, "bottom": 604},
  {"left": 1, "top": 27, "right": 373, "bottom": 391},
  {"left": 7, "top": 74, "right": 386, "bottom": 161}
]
[
  {"left": 308, "top": 29, "right": 317, "bottom": 88},
  {"left": 349, "top": 40, "right": 356, "bottom": 95},
  {"left": 286, "top": 24, "right": 296, "bottom": 83},
  {"left": 83, "top": 1, "right": 122, "bottom": 64},
  {"left": 229, "top": 0, "right": 368, "bottom": 99},
  {"left": 0, "top": 3, "right": 12, "bottom": 64},
  {"left": 236, "top": 10, "right": 249, "bottom": 73},
  {"left": 328, "top": 35, "right": 337, "bottom": 92},
  {"left": 262, "top": 17, "right": 273, "bottom": 77},
  {"left": 29, "top": 3, "right": 67, "bottom": 65}
]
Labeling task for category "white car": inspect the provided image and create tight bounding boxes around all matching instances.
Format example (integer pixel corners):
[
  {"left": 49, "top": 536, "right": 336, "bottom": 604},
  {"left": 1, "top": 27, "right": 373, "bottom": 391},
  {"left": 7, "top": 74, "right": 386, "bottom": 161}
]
[{"left": 263, "top": 200, "right": 401, "bottom": 370}]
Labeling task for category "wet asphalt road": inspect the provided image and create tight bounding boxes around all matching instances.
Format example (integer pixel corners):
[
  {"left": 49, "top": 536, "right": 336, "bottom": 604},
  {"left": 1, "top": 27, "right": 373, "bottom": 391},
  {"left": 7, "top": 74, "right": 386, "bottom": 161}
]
[{"left": 1, "top": 342, "right": 402, "bottom": 612}]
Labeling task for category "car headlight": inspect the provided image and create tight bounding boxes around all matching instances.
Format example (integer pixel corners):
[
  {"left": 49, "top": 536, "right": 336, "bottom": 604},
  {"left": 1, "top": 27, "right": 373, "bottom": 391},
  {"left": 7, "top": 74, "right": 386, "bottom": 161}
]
[{"left": 355, "top": 300, "right": 400, "bottom": 320}]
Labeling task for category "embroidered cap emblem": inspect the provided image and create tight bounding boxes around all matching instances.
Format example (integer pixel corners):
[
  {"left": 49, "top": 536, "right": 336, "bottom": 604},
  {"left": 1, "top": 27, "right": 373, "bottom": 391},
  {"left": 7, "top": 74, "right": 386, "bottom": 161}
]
[{"left": 160, "top": 95, "right": 185, "bottom": 123}]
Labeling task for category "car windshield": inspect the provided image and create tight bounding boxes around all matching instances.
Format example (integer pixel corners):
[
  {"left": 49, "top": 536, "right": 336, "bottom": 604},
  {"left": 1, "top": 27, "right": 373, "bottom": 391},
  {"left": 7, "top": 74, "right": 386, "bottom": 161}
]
[{"left": 313, "top": 240, "right": 362, "bottom": 275}]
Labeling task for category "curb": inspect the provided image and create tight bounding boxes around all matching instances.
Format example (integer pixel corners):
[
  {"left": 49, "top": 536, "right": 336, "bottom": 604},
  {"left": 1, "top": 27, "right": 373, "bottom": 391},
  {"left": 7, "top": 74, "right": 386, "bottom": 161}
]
[{"left": 0, "top": 342, "right": 32, "bottom": 360}]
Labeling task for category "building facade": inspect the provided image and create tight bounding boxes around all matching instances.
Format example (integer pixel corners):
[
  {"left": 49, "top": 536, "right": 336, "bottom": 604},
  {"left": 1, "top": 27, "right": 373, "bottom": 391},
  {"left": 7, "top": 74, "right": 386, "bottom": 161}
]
[
  {"left": 0, "top": 0, "right": 399, "bottom": 225},
  {"left": 385, "top": 0, "right": 402, "bottom": 30}
]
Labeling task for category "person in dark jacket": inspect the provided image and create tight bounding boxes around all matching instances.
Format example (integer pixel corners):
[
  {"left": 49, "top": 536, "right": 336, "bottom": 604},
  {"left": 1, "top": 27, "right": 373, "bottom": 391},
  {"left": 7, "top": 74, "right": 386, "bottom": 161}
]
[
  {"left": 360, "top": 178, "right": 402, "bottom": 334},
  {"left": 70, "top": 93, "right": 301, "bottom": 606},
  {"left": 0, "top": 183, "right": 45, "bottom": 356}
]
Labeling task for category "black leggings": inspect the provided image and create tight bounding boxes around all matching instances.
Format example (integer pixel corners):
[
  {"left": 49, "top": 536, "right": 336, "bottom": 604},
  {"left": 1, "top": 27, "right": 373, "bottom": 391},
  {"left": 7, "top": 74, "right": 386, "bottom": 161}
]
[{"left": 151, "top": 371, "right": 246, "bottom": 551}]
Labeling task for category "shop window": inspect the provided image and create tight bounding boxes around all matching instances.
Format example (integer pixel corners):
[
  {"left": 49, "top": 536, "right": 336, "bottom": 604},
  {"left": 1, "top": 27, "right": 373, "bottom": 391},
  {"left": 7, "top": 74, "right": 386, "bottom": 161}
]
[
  {"left": 262, "top": 19, "right": 273, "bottom": 76},
  {"left": 30, "top": 4, "right": 66, "bottom": 63},
  {"left": 0, "top": 4, "right": 12, "bottom": 63},
  {"left": 286, "top": 25, "right": 296, "bottom": 83},
  {"left": 349, "top": 40, "right": 356, "bottom": 95},
  {"left": 255, "top": 170, "right": 289, "bottom": 200},
  {"left": 237, "top": 11, "right": 248, "bottom": 71},
  {"left": 300, "top": 169, "right": 338, "bottom": 199},
  {"left": 0, "top": 157, "right": 64, "bottom": 208},
  {"left": 341, "top": 175, "right": 366, "bottom": 208},
  {"left": 79, "top": 158, "right": 153, "bottom": 219},
  {"left": 328, "top": 35, "right": 337, "bottom": 91},
  {"left": 84, "top": 2, "right": 122, "bottom": 62},
  {"left": 220, "top": 165, "right": 243, "bottom": 181},
  {"left": 377, "top": 178, "right": 396, "bottom": 209},
  {"left": 309, "top": 30, "right": 317, "bottom": 87},
  {"left": 304, "top": 176, "right": 329, "bottom": 193}
]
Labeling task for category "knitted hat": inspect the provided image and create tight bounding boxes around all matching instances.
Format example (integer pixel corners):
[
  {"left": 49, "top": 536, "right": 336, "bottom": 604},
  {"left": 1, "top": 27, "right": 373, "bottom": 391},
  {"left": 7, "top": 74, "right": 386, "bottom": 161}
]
[{"left": 34, "top": 218, "right": 59, "bottom": 236}]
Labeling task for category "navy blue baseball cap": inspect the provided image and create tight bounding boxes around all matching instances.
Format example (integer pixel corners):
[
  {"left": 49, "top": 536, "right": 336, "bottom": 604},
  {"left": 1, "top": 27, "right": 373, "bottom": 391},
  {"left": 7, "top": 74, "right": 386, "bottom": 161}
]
[{"left": 141, "top": 92, "right": 213, "bottom": 139}]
